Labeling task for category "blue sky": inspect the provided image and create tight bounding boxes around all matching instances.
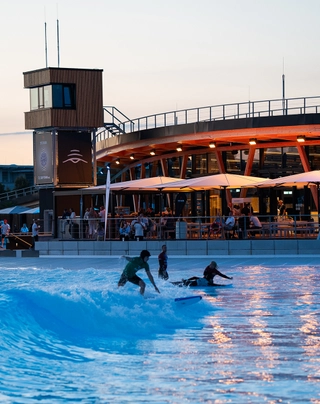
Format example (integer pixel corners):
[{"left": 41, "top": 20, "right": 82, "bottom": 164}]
[{"left": 1, "top": 0, "right": 320, "bottom": 164}]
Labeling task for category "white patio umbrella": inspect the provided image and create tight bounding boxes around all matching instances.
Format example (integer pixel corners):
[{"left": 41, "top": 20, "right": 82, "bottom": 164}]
[
  {"left": 252, "top": 170, "right": 320, "bottom": 220},
  {"left": 149, "top": 173, "right": 267, "bottom": 191},
  {"left": 81, "top": 176, "right": 185, "bottom": 193},
  {"left": 79, "top": 176, "right": 185, "bottom": 214},
  {"left": 143, "top": 173, "right": 268, "bottom": 215},
  {"left": 110, "top": 176, "right": 185, "bottom": 191},
  {"left": 252, "top": 170, "right": 320, "bottom": 188}
]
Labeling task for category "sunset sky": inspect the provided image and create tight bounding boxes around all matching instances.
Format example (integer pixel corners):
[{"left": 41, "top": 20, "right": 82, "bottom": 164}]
[{"left": 1, "top": 0, "right": 320, "bottom": 164}]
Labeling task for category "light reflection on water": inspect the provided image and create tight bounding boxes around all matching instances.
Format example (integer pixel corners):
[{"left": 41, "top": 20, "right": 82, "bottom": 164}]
[{"left": 0, "top": 257, "right": 319, "bottom": 403}]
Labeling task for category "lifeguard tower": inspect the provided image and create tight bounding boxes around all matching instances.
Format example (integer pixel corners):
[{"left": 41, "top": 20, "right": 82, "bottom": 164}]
[{"left": 23, "top": 67, "right": 103, "bottom": 236}]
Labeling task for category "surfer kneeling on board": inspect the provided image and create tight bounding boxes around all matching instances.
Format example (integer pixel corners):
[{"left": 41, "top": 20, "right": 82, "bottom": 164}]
[
  {"left": 183, "top": 261, "right": 233, "bottom": 286},
  {"left": 118, "top": 250, "right": 160, "bottom": 295}
]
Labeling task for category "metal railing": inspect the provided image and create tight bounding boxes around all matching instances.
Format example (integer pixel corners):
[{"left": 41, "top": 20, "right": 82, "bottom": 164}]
[
  {"left": 55, "top": 215, "right": 318, "bottom": 241},
  {"left": 100, "top": 96, "right": 320, "bottom": 138},
  {"left": 0, "top": 186, "right": 39, "bottom": 203}
]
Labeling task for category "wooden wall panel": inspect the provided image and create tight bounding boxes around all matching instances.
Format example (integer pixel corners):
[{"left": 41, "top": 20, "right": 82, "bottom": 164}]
[
  {"left": 23, "top": 67, "right": 103, "bottom": 129},
  {"left": 23, "top": 68, "right": 52, "bottom": 87},
  {"left": 25, "top": 110, "right": 52, "bottom": 130}
]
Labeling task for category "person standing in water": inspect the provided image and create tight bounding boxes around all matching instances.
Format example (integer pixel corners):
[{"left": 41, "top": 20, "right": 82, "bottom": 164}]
[
  {"left": 158, "top": 245, "right": 169, "bottom": 280},
  {"left": 118, "top": 250, "right": 160, "bottom": 295}
]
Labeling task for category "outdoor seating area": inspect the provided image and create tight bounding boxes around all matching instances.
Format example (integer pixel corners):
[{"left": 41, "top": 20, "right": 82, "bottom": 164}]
[{"left": 55, "top": 215, "right": 318, "bottom": 241}]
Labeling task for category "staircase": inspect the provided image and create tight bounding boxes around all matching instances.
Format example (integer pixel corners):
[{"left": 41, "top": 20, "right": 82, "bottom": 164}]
[{"left": 100, "top": 106, "right": 135, "bottom": 138}]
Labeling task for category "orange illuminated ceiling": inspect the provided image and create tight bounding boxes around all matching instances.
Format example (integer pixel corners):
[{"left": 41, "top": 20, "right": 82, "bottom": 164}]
[{"left": 96, "top": 122, "right": 320, "bottom": 168}]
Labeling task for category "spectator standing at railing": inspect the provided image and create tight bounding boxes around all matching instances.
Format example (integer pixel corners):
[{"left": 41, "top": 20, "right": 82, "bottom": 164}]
[
  {"left": 88, "top": 207, "right": 98, "bottom": 239},
  {"left": 99, "top": 206, "right": 106, "bottom": 228},
  {"left": 62, "top": 208, "right": 69, "bottom": 220},
  {"left": 1, "top": 219, "right": 10, "bottom": 248},
  {"left": 83, "top": 208, "right": 90, "bottom": 238},
  {"left": 61, "top": 208, "right": 69, "bottom": 234},
  {"left": 69, "top": 208, "right": 77, "bottom": 239},
  {"left": 163, "top": 210, "right": 175, "bottom": 239},
  {"left": 137, "top": 212, "right": 149, "bottom": 237},
  {"left": 31, "top": 219, "right": 39, "bottom": 249},
  {"left": 69, "top": 208, "right": 76, "bottom": 222},
  {"left": 131, "top": 215, "right": 146, "bottom": 241},
  {"left": 277, "top": 200, "right": 286, "bottom": 217}
]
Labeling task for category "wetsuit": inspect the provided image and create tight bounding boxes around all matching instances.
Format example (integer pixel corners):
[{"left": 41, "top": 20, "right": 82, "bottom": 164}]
[
  {"left": 158, "top": 250, "right": 169, "bottom": 280},
  {"left": 182, "top": 266, "right": 232, "bottom": 286},
  {"left": 203, "top": 266, "right": 231, "bottom": 283},
  {"left": 118, "top": 257, "right": 150, "bottom": 286}
]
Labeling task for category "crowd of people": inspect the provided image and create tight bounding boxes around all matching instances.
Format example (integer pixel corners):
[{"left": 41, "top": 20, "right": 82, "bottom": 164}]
[
  {"left": 209, "top": 202, "right": 265, "bottom": 239},
  {"left": 57, "top": 201, "right": 273, "bottom": 241},
  {"left": 0, "top": 217, "right": 40, "bottom": 249}
]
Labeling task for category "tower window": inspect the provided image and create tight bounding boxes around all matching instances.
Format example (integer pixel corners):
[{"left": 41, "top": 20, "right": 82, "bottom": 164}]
[{"left": 29, "top": 84, "right": 76, "bottom": 110}]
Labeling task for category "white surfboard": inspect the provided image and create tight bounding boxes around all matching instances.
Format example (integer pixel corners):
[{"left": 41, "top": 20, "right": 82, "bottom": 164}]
[{"left": 174, "top": 295, "right": 202, "bottom": 306}]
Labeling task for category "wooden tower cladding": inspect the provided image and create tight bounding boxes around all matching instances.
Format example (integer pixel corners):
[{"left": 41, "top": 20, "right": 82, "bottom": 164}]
[{"left": 24, "top": 67, "right": 103, "bottom": 130}]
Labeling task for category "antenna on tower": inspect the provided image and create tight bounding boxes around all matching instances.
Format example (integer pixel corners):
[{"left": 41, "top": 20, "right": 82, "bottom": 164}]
[
  {"left": 44, "top": 8, "right": 48, "bottom": 67},
  {"left": 282, "top": 57, "right": 286, "bottom": 115},
  {"left": 56, "top": 4, "right": 60, "bottom": 68}
]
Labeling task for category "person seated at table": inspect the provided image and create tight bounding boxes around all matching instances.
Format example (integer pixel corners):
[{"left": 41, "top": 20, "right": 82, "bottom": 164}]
[
  {"left": 223, "top": 212, "right": 235, "bottom": 232},
  {"left": 209, "top": 211, "right": 224, "bottom": 237},
  {"left": 20, "top": 223, "right": 29, "bottom": 233},
  {"left": 119, "top": 220, "right": 132, "bottom": 241},
  {"left": 238, "top": 204, "right": 251, "bottom": 239},
  {"left": 232, "top": 204, "right": 241, "bottom": 217},
  {"left": 249, "top": 213, "right": 262, "bottom": 237}
]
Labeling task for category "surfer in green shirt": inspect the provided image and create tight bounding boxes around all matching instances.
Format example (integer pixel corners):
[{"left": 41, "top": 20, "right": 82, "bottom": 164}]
[{"left": 118, "top": 250, "right": 160, "bottom": 295}]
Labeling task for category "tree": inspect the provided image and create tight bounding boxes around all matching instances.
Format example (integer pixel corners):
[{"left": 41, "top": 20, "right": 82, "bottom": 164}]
[
  {"left": 0, "top": 183, "right": 5, "bottom": 194},
  {"left": 14, "top": 175, "right": 30, "bottom": 190}
]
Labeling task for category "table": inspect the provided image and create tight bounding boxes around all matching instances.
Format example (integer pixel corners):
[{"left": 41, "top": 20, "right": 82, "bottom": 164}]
[{"left": 187, "top": 223, "right": 212, "bottom": 239}]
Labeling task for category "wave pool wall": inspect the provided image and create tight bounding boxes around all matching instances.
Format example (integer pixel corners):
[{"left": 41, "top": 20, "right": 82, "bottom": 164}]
[{"left": 33, "top": 239, "right": 319, "bottom": 256}]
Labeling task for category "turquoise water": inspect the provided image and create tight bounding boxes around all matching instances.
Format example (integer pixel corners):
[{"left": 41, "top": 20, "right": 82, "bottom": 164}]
[{"left": 0, "top": 256, "right": 319, "bottom": 403}]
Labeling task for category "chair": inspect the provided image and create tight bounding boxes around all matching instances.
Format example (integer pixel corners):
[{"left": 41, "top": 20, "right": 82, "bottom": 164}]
[{"left": 208, "top": 222, "right": 222, "bottom": 239}]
